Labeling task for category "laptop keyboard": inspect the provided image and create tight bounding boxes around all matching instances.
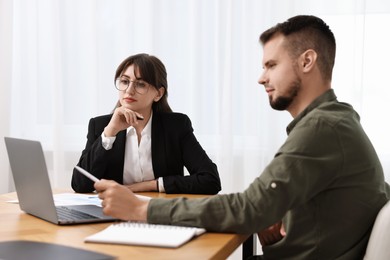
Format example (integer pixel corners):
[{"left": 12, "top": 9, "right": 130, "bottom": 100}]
[{"left": 56, "top": 206, "right": 98, "bottom": 221}]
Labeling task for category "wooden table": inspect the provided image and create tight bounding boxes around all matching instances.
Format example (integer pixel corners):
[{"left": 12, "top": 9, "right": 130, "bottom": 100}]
[{"left": 0, "top": 191, "right": 252, "bottom": 260}]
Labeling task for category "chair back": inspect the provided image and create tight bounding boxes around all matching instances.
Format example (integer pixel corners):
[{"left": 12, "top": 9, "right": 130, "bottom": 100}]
[{"left": 363, "top": 200, "right": 390, "bottom": 260}]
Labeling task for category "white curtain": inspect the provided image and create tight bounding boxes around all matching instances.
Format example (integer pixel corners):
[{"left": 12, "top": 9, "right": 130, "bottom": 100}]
[{"left": 2, "top": 0, "right": 390, "bottom": 194}]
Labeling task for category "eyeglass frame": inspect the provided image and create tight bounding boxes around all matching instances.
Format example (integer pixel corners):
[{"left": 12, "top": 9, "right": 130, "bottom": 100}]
[{"left": 114, "top": 76, "right": 151, "bottom": 95}]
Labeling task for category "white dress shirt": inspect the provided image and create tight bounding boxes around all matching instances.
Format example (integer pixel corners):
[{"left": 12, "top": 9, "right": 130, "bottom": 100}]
[{"left": 101, "top": 113, "right": 165, "bottom": 192}]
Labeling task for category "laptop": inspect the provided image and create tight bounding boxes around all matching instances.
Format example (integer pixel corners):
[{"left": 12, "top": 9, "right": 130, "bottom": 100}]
[{"left": 4, "top": 137, "right": 117, "bottom": 225}]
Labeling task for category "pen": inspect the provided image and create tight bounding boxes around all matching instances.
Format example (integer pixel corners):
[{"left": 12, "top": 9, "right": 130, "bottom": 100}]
[{"left": 75, "top": 166, "right": 100, "bottom": 183}]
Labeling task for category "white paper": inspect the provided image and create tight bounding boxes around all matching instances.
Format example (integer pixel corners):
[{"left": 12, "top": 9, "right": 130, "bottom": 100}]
[{"left": 7, "top": 193, "right": 151, "bottom": 206}]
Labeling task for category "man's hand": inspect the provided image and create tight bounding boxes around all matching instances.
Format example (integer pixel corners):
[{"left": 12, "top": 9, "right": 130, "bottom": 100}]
[
  {"left": 94, "top": 180, "right": 149, "bottom": 221},
  {"left": 257, "top": 221, "right": 286, "bottom": 246}
]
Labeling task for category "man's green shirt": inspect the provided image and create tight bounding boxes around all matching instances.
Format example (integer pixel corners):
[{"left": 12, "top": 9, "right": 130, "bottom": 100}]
[{"left": 148, "top": 89, "right": 389, "bottom": 259}]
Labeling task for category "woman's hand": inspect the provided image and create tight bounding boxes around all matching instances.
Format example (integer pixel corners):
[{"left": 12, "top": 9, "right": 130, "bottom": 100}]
[
  {"left": 94, "top": 179, "right": 149, "bottom": 221},
  {"left": 104, "top": 107, "right": 144, "bottom": 137},
  {"left": 126, "top": 180, "right": 158, "bottom": 192}
]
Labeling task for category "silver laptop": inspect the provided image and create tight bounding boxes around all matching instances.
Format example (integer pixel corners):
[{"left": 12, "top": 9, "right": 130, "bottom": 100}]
[{"left": 4, "top": 137, "right": 117, "bottom": 225}]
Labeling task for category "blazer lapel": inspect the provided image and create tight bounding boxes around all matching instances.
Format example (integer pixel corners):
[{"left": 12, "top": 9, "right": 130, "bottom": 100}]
[
  {"left": 112, "top": 129, "right": 126, "bottom": 184},
  {"left": 151, "top": 113, "right": 167, "bottom": 177}
]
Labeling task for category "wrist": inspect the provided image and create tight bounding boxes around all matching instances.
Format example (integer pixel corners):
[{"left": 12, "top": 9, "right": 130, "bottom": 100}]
[
  {"left": 138, "top": 200, "right": 149, "bottom": 221},
  {"left": 104, "top": 126, "right": 117, "bottom": 137},
  {"left": 130, "top": 197, "right": 149, "bottom": 221}
]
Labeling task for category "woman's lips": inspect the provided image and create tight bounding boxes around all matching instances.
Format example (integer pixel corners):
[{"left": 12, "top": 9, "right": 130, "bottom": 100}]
[{"left": 124, "top": 97, "right": 136, "bottom": 103}]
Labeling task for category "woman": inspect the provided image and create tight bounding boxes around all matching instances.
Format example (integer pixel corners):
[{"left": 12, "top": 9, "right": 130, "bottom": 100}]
[{"left": 71, "top": 53, "right": 221, "bottom": 194}]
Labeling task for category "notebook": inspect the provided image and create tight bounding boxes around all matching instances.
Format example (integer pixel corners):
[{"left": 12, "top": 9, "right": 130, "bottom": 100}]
[
  {"left": 85, "top": 222, "right": 206, "bottom": 248},
  {"left": 4, "top": 136, "right": 117, "bottom": 225}
]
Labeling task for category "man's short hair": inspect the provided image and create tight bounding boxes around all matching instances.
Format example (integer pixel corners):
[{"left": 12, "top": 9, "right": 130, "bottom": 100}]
[{"left": 259, "top": 15, "right": 336, "bottom": 81}]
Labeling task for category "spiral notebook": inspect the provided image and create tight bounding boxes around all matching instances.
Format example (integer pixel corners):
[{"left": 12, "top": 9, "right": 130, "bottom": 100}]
[{"left": 85, "top": 222, "right": 206, "bottom": 248}]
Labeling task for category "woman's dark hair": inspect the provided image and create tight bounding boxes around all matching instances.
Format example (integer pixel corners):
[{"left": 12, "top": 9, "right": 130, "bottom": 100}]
[{"left": 113, "top": 53, "right": 172, "bottom": 113}]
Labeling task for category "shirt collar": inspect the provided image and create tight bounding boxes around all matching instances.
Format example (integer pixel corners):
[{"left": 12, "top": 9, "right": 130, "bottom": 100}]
[
  {"left": 286, "top": 89, "right": 337, "bottom": 134},
  {"left": 126, "top": 112, "right": 153, "bottom": 137}
]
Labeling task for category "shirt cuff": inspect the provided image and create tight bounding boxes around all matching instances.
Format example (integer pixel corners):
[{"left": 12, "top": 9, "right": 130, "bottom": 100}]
[
  {"left": 158, "top": 177, "right": 165, "bottom": 193},
  {"left": 147, "top": 198, "right": 173, "bottom": 224},
  {"left": 101, "top": 132, "right": 116, "bottom": 150}
]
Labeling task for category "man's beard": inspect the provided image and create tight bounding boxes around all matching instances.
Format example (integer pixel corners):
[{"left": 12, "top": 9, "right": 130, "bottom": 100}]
[{"left": 269, "top": 78, "right": 301, "bottom": 111}]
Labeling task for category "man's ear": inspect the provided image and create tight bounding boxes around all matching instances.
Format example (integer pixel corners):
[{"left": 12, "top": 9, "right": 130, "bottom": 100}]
[
  {"left": 300, "top": 49, "right": 317, "bottom": 73},
  {"left": 154, "top": 87, "right": 165, "bottom": 102}
]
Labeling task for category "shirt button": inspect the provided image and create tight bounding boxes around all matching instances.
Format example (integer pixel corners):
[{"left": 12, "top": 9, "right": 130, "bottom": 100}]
[{"left": 271, "top": 182, "right": 277, "bottom": 189}]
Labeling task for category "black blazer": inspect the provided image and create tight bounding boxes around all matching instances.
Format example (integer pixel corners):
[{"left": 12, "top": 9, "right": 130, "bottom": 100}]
[{"left": 71, "top": 112, "right": 221, "bottom": 194}]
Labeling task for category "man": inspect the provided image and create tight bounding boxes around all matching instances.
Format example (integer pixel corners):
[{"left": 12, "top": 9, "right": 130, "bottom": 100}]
[{"left": 95, "top": 15, "right": 389, "bottom": 259}]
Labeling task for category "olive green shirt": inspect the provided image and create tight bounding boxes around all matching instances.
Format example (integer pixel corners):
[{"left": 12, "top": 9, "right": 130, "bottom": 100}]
[{"left": 148, "top": 89, "right": 389, "bottom": 259}]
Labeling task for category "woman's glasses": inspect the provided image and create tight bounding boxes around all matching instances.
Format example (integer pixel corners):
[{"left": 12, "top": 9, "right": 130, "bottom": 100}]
[{"left": 115, "top": 77, "right": 150, "bottom": 94}]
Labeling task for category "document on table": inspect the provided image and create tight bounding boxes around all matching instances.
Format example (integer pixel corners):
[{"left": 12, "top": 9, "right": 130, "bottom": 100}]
[
  {"left": 52, "top": 193, "right": 103, "bottom": 206},
  {"left": 85, "top": 222, "right": 206, "bottom": 248},
  {"left": 7, "top": 193, "right": 151, "bottom": 206}
]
